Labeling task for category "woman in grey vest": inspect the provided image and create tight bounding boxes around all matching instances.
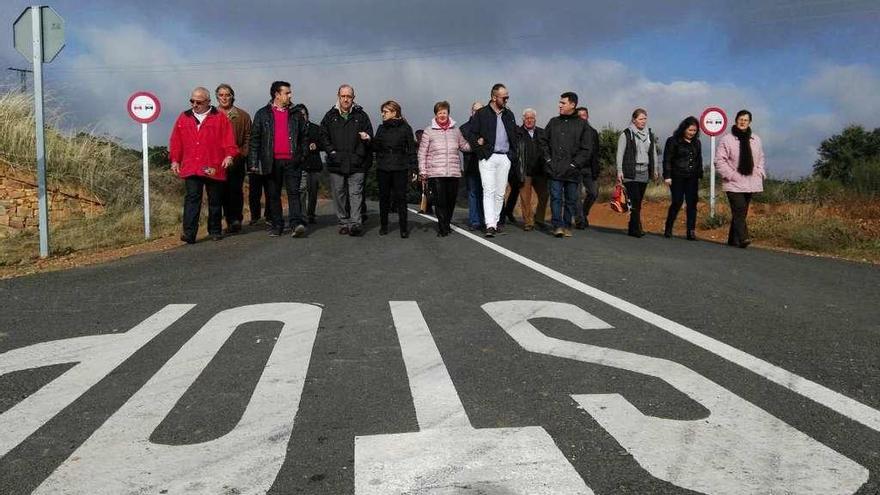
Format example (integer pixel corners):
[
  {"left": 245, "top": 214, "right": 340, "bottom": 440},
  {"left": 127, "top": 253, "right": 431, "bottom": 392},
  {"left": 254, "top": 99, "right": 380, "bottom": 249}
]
[{"left": 616, "top": 108, "right": 660, "bottom": 237}]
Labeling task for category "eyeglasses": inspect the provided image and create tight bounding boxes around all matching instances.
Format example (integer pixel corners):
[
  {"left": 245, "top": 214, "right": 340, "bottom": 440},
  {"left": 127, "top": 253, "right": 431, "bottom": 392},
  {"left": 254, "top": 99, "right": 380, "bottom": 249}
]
[
  {"left": 501, "top": 96, "right": 510, "bottom": 102},
  {"left": 190, "top": 99, "right": 208, "bottom": 105}
]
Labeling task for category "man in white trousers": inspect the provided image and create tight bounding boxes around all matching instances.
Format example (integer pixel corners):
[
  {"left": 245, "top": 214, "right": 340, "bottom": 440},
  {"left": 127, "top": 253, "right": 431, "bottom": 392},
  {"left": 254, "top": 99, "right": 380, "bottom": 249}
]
[{"left": 463, "top": 83, "right": 519, "bottom": 237}]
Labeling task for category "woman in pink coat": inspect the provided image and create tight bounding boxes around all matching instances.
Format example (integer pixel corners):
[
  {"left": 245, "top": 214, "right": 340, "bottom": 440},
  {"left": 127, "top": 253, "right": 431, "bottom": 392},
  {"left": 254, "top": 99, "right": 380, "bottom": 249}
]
[
  {"left": 714, "top": 109, "right": 766, "bottom": 248},
  {"left": 418, "top": 101, "right": 471, "bottom": 236}
]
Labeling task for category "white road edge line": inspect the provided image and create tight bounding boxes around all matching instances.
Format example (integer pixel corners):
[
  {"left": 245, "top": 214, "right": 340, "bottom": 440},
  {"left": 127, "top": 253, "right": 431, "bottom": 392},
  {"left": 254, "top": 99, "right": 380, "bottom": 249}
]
[{"left": 408, "top": 208, "right": 880, "bottom": 433}]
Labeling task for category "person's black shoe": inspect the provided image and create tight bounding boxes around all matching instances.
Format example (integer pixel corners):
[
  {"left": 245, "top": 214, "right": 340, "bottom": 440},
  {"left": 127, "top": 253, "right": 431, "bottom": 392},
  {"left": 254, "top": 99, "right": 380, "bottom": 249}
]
[
  {"left": 400, "top": 230, "right": 409, "bottom": 239},
  {"left": 505, "top": 213, "right": 517, "bottom": 224},
  {"left": 248, "top": 217, "right": 262, "bottom": 226},
  {"left": 664, "top": 226, "right": 673, "bottom": 238},
  {"left": 687, "top": 230, "right": 697, "bottom": 241},
  {"left": 349, "top": 224, "right": 363, "bottom": 236},
  {"left": 291, "top": 224, "right": 306, "bottom": 238},
  {"left": 628, "top": 230, "right": 643, "bottom": 238},
  {"left": 225, "top": 221, "right": 242, "bottom": 234},
  {"left": 210, "top": 234, "right": 224, "bottom": 241},
  {"left": 574, "top": 220, "right": 586, "bottom": 230},
  {"left": 361, "top": 214, "right": 368, "bottom": 224},
  {"left": 308, "top": 216, "right": 316, "bottom": 224},
  {"left": 339, "top": 226, "right": 350, "bottom": 235},
  {"left": 180, "top": 234, "right": 196, "bottom": 244},
  {"left": 739, "top": 238, "right": 751, "bottom": 248},
  {"left": 496, "top": 224, "right": 504, "bottom": 233},
  {"left": 379, "top": 225, "right": 388, "bottom": 236},
  {"left": 485, "top": 227, "right": 496, "bottom": 238}
]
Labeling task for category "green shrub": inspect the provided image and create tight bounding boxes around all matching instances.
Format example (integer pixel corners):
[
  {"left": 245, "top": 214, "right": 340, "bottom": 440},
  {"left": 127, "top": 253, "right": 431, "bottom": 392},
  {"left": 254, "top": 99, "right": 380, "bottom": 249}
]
[
  {"left": 700, "top": 211, "right": 730, "bottom": 229},
  {"left": 851, "top": 158, "right": 880, "bottom": 197}
]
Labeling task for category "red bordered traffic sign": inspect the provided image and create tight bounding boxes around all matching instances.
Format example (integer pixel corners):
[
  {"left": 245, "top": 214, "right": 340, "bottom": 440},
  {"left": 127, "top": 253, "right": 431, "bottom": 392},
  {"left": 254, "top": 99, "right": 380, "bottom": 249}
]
[
  {"left": 127, "top": 91, "right": 161, "bottom": 124},
  {"left": 700, "top": 107, "right": 727, "bottom": 137}
]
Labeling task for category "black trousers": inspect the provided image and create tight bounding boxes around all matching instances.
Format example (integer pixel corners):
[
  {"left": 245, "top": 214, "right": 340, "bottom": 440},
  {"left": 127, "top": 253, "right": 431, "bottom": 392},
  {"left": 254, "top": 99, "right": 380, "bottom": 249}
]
[
  {"left": 429, "top": 177, "right": 460, "bottom": 234},
  {"left": 378, "top": 169, "right": 409, "bottom": 231},
  {"left": 183, "top": 176, "right": 223, "bottom": 238},
  {"left": 221, "top": 160, "right": 245, "bottom": 226},
  {"left": 500, "top": 176, "right": 522, "bottom": 222},
  {"left": 666, "top": 176, "right": 699, "bottom": 231},
  {"left": 726, "top": 192, "right": 753, "bottom": 245},
  {"left": 581, "top": 174, "right": 599, "bottom": 221},
  {"left": 624, "top": 181, "right": 648, "bottom": 234},
  {"left": 248, "top": 173, "right": 269, "bottom": 222},
  {"left": 265, "top": 160, "right": 304, "bottom": 231}
]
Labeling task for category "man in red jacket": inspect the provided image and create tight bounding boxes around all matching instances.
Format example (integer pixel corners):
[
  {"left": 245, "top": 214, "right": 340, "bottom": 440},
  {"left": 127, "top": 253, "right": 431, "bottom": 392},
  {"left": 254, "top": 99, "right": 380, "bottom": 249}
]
[{"left": 169, "top": 87, "right": 238, "bottom": 243}]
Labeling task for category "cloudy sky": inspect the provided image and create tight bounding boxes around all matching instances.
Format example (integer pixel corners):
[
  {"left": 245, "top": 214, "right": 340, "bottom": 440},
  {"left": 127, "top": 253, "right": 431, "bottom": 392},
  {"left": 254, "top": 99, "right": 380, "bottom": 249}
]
[{"left": 2, "top": 0, "right": 879, "bottom": 177}]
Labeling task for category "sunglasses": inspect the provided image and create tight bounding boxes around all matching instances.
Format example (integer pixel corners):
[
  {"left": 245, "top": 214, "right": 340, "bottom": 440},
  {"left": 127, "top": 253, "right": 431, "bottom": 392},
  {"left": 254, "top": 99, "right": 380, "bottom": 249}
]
[{"left": 190, "top": 99, "right": 208, "bottom": 105}]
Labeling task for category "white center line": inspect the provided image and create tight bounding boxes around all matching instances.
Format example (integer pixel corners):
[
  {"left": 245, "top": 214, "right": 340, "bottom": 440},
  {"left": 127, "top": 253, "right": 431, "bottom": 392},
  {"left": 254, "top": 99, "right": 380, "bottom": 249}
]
[{"left": 409, "top": 208, "right": 880, "bottom": 433}]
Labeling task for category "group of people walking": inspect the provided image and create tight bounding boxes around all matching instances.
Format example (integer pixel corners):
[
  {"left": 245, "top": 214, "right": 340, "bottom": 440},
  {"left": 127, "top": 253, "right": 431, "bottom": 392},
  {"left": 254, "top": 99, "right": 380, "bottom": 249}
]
[{"left": 168, "top": 81, "right": 766, "bottom": 248}]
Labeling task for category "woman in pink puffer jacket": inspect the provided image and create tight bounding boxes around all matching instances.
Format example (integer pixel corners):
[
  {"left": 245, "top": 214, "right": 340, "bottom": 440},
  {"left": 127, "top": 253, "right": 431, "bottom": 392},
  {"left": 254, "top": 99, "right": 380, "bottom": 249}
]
[{"left": 418, "top": 101, "right": 471, "bottom": 236}]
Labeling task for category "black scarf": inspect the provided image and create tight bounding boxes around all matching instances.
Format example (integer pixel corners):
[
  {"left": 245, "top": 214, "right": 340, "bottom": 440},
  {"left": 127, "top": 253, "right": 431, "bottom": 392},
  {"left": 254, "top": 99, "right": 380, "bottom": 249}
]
[{"left": 731, "top": 125, "right": 754, "bottom": 176}]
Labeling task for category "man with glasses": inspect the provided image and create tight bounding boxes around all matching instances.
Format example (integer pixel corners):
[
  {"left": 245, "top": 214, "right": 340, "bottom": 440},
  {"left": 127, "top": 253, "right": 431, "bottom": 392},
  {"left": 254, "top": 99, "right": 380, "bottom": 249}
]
[
  {"left": 169, "top": 87, "right": 237, "bottom": 243},
  {"left": 215, "top": 83, "right": 252, "bottom": 235},
  {"left": 462, "top": 83, "right": 519, "bottom": 237},
  {"left": 248, "top": 81, "right": 310, "bottom": 238},
  {"left": 320, "top": 84, "right": 373, "bottom": 236}
]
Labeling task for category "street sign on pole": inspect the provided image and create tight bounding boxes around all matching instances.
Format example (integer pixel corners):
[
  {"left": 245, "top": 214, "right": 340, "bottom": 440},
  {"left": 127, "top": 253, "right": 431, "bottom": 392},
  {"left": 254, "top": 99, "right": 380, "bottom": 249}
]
[
  {"left": 127, "top": 91, "right": 162, "bottom": 239},
  {"left": 700, "top": 107, "right": 728, "bottom": 219},
  {"left": 13, "top": 6, "right": 65, "bottom": 258},
  {"left": 14, "top": 6, "right": 65, "bottom": 63}
]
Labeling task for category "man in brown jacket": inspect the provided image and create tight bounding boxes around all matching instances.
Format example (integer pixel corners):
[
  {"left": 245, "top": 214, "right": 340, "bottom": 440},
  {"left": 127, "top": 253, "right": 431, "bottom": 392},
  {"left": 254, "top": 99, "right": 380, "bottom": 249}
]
[{"left": 216, "top": 83, "right": 252, "bottom": 234}]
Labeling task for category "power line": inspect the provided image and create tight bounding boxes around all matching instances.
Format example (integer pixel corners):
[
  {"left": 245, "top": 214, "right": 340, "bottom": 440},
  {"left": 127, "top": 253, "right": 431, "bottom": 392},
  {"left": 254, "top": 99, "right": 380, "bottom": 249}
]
[
  {"left": 49, "top": 34, "right": 547, "bottom": 75},
  {"left": 7, "top": 67, "right": 32, "bottom": 92}
]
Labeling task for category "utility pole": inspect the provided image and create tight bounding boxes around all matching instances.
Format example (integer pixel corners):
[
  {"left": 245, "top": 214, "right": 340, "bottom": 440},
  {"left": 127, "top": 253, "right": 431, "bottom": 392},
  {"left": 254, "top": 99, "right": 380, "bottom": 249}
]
[{"left": 7, "top": 67, "right": 32, "bottom": 92}]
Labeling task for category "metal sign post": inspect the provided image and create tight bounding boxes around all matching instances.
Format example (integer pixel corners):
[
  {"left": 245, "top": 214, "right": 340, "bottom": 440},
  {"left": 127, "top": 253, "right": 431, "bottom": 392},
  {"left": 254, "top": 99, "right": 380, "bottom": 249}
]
[
  {"left": 31, "top": 6, "right": 49, "bottom": 257},
  {"left": 700, "top": 107, "right": 728, "bottom": 218},
  {"left": 127, "top": 92, "right": 162, "bottom": 239},
  {"left": 14, "top": 5, "right": 65, "bottom": 258}
]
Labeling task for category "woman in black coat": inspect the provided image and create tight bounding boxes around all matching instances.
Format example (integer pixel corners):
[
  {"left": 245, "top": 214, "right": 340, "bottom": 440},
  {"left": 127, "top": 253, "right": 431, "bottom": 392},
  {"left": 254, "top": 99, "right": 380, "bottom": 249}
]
[
  {"left": 373, "top": 100, "right": 417, "bottom": 237},
  {"left": 663, "top": 116, "right": 703, "bottom": 240}
]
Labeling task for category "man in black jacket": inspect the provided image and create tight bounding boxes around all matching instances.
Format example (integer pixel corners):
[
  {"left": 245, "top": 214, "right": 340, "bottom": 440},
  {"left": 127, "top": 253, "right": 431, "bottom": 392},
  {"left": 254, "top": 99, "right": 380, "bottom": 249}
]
[
  {"left": 293, "top": 104, "right": 323, "bottom": 224},
  {"left": 575, "top": 106, "right": 601, "bottom": 229},
  {"left": 320, "top": 84, "right": 373, "bottom": 236},
  {"left": 460, "top": 101, "right": 484, "bottom": 230},
  {"left": 248, "top": 81, "right": 309, "bottom": 238},
  {"left": 540, "top": 92, "right": 592, "bottom": 238},
  {"left": 461, "top": 83, "right": 518, "bottom": 237},
  {"left": 515, "top": 108, "right": 548, "bottom": 231}
]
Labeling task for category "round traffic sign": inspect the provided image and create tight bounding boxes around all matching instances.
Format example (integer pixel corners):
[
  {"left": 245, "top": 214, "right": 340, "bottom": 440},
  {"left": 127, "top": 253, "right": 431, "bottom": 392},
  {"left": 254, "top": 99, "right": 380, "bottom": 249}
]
[
  {"left": 700, "top": 107, "right": 727, "bottom": 137},
  {"left": 127, "top": 92, "right": 161, "bottom": 124}
]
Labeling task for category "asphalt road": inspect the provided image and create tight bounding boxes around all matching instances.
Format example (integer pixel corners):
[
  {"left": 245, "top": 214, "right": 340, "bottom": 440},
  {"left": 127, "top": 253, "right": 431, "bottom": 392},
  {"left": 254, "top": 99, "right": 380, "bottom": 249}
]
[{"left": 1, "top": 202, "right": 878, "bottom": 494}]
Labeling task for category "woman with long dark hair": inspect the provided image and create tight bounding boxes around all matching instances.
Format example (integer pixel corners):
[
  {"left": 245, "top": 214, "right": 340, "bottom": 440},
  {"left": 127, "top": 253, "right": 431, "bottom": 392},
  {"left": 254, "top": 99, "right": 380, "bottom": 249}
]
[
  {"left": 616, "top": 108, "right": 660, "bottom": 237},
  {"left": 373, "top": 100, "right": 417, "bottom": 238},
  {"left": 714, "top": 109, "right": 766, "bottom": 248},
  {"left": 418, "top": 101, "right": 471, "bottom": 236},
  {"left": 663, "top": 116, "right": 703, "bottom": 240}
]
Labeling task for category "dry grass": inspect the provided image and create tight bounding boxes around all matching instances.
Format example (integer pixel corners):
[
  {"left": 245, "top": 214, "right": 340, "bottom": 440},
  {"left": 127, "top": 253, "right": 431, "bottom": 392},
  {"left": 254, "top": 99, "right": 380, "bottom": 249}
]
[
  {"left": 751, "top": 204, "right": 879, "bottom": 260},
  {"left": 0, "top": 90, "right": 182, "bottom": 265}
]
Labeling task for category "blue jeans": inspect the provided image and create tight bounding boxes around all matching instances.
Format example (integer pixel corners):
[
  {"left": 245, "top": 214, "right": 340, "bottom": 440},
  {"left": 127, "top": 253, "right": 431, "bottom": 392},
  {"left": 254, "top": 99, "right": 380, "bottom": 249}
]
[
  {"left": 550, "top": 179, "right": 579, "bottom": 228},
  {"left": 466, "top": 174, "right": 484, "bottom": 227}
]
